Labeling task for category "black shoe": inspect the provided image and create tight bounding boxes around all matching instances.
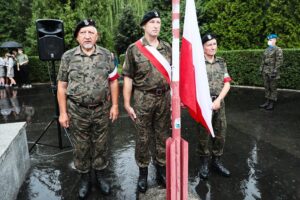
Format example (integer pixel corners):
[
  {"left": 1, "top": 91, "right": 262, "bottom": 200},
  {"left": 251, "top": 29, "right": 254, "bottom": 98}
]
[
  {"left": 78, "top": 172, "right": 91, "bottom": 200},
  {"left": 137, "top": 167, "right": 148, "bottom": 193},
  {"left": 259, "top": 99, "right": 269, "bottom": 108},
  {"left": 212, "top": 156, "right": 230, "bottom": 177},
  {"left": 156, "top": 164, "right": 166, "bottom": 187},
  {"left": 95, "top": 170, "right": 111, "bottom": 195},
  {"left": 199, "top": 156, "right": 209, "bottom": 179},
  {"left": 265, "top": 100, "right": 274, "bottom": 110}
]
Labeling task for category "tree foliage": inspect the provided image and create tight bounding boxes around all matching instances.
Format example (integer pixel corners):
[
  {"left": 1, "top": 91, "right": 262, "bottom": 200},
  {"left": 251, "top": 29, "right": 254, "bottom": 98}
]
[
  {"left": 263, "top": 0, "right": 300, "bottom": 48},
  {"left": 1, "top": 0, "right": 300, "bottom": 58},
  {"left": 199, "top": 0, "right": 300, "bottom": 49},
  {"left": 0, "top": 0, "right": 32, "bottom": 49},
  {"left": 114, "top": 5, "right": 141, "bottom": 55}
]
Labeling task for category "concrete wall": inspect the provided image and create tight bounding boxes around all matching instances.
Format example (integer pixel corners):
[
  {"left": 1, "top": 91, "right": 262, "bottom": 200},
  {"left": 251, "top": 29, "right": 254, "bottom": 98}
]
[{"left": 0, "top": 122, "right": 30, "bottom": 200}]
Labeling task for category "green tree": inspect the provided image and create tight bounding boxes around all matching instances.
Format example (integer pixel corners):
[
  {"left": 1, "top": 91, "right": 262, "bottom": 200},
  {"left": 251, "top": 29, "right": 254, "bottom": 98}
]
[
  {"left": 0, "top": 0, "right": 32, "bottom": 47},
  {"left": 115, "top": 5, "right": 141, "bottom": 55},
  {"left": 16, "top": 0, "right": 33, "bottom": 43},
  {"left": 263, "top": 0, "right": 300, "bottom": 48},
  {"left": 199, "top": 0, "right": 265, "bottom": 50},
  {"left": 199, "top": 0, "right": 300, "bottom": 49}
]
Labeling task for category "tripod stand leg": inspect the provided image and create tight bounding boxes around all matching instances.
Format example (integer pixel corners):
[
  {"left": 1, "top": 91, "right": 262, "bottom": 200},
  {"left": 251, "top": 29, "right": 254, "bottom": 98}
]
[
  {"left": 29, "top": 118, "right": 56, "bottom": 152},
  {"left": 29, "top": 60, "right": 66, "bottom": 153}
]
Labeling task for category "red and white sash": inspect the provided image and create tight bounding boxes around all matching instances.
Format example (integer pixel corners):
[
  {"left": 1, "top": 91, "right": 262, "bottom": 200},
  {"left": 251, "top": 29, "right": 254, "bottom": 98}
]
[{"left": 135, "top": 39, "right": 171, "bottom": 83}]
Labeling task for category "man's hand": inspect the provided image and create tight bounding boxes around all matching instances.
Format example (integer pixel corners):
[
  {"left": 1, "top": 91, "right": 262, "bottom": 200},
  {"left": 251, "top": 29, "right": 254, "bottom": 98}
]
[
  {"left": 124, "top": 104, "right": 137, "bottom": 121},
  {"left": 212, "top": 98, "right": 221, "bottom": 110},
  {"left": 109, "top": 104, "right": 119, "bottom": 122},
  {"left": 59, "top": 112, "right": 70, "bottom": 128}
]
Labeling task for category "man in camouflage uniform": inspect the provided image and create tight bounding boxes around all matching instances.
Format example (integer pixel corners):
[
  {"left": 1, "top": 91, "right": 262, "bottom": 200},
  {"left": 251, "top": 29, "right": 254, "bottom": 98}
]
[
  {"left": 198, "top": 33, "right": 232, "bottom": 179},
  {"left": 122, "top": 10, "right": 171, "bottom": 193},
  {"left": 259, "top": 33, "right": 283, "bottom": 110},
  {"left": 57, "top": 19, "right": 119, "bottom": 199}
]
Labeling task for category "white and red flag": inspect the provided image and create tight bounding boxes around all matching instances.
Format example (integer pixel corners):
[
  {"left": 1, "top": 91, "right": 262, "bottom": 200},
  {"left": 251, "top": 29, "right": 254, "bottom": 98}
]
[{"left": 180, "top": 0, "right": 214, "bottom": 136}]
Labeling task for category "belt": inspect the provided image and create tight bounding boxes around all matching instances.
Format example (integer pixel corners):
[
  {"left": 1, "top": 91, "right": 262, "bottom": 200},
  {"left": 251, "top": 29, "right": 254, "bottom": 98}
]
[
  {"left": 144, "top": 87, "right": 170, "bottom": 96},
  {"left": 68, "top": 98, "right": 103, "bottom": 109}
]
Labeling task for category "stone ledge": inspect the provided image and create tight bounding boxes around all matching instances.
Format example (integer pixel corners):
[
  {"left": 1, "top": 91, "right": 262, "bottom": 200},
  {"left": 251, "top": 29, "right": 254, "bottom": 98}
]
[{"left": 0, "top": 122, "right": 30, "bottom": 200}]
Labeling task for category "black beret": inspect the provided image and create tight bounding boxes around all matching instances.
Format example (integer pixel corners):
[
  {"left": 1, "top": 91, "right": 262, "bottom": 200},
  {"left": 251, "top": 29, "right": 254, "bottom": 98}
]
[
  {"left": 202, "top": 33, "right": 217, "bottom": 44},
  {"left": 74, "top": 19, "right": 96, "bottom": 38},
  {"left": 140, "top": 10, "right": 160, "bottom": 26}
]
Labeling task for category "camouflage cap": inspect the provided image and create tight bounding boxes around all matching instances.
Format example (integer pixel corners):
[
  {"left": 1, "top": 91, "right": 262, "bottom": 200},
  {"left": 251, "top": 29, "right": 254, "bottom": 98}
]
[
  {"left": 74, "top": 19, "right": 96, "bottom": 38},
  {"left": 140, "top": 10, "right": 160, "bottom": 26},
  {"left": 267, "top": 33, "right": 278, "bottom": 40},
  {"left": 202, "top": 33, "right": 217, "bottom": 44}
]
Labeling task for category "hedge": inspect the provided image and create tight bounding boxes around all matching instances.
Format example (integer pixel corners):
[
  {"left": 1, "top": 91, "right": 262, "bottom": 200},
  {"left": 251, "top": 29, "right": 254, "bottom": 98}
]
[
  {"left": 28, "top": 49, "right": 300, "bottom": 89},
  {"left": 29, "top": 56, "right": 60, "bottom": 83},
  {"left": 218, "top": 49, "right": 300, "bottom": 89}
]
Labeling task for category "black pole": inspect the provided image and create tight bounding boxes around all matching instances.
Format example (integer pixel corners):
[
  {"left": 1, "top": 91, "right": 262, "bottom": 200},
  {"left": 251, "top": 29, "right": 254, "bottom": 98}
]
[
  {"left": 51, "top": 60, "right": 63, "bottom": 149},
  {"left": 29, "top": 61, "right": 63, "bottom": 153}
]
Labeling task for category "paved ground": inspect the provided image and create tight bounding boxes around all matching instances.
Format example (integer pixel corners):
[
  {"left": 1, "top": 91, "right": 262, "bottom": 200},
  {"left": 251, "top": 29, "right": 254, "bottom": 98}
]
[{"left": 0, "top": 84, "right": 299, "bottom": 200}]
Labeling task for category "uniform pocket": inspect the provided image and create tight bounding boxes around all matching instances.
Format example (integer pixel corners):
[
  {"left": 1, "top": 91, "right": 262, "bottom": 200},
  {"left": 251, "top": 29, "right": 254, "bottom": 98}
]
[{"left": 135, "top": 57, "right": 151, "bottom": 77}]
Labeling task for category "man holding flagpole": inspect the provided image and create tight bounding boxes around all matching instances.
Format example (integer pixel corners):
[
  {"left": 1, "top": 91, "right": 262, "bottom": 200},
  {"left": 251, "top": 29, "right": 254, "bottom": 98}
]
[
  {"left": 198, "top": 33, "right": 232, "bottom": 179},
  {"left": 122, "top": 10, "right": 172, "bottom": 193}
]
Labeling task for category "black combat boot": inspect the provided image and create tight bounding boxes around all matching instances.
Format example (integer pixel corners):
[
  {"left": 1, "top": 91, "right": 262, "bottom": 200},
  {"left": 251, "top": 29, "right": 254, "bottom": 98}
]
[
  {"left": 199, "top": 156, "right": 210, "bottom": 179},
  {"left": 259, "top": 99, "right": 269, "bottom": 108},
  {"left": 212, "top": 156, "right": 230, "bottom": 177},
  {"left": 95, "top": 169, "right": 111, "bottom": 195},
  {"left": 137, "top": 167, "right": 148, "bottom": 193},
  {"left": 78, "top": 172, "right": 91, "bottom": 200},
  {"left": 156, "top": 164, "right": 166, "bottom": 187},
  {"left": 265, "top": 100, "right": 274, "bottom": 110}
]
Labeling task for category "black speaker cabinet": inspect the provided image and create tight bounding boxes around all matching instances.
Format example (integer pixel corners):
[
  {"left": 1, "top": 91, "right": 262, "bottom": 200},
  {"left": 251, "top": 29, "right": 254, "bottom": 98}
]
[{"left": 36, "top": 19, "right": 65, "bottom": 61}]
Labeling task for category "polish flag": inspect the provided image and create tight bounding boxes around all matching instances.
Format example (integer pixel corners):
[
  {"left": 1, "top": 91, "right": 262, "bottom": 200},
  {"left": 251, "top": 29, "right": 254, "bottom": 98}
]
[{"left": 180, "top": 0, "right": 214, "bottom": 136}]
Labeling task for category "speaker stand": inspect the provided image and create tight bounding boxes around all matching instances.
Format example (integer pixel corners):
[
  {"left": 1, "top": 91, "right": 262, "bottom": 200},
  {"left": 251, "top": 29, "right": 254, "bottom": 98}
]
[{"left": 29, "top": 60, "right": 69, "bottom": 153}]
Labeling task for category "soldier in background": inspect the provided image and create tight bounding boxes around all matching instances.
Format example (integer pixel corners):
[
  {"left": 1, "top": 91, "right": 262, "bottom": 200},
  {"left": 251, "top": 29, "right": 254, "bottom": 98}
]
[
  {"left": 57, "top": 19, "right": 119, "bottom": 199},
  {"left": 123, "top": 10, "right": 172, "bottom": 193},
  {"left": 259, "top": 33, "right": 283, "bottom": 110},
  {"left": 198, "top": 33, "right": 231, "bottom": 179}
]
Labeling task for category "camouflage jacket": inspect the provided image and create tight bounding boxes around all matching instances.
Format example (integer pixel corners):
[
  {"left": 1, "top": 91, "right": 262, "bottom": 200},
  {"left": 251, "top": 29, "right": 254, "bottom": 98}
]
[
  {"left": 206, "top": 57, "right": 231, "bottom": 96},
  {"left": 122, "top": 37, "right": 172, "bottom": 91},
  {"left": 57, "top": 45, "right": 115, "bottom": 105},
  {"left": 260, "top": 46, "right": 283, "bottom": 78}
]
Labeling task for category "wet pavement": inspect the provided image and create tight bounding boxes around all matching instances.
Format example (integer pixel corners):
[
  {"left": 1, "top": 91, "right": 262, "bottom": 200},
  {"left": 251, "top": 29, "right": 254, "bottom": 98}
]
[{"left": 0, "top": 84, "right": 299, "bottom": 200}]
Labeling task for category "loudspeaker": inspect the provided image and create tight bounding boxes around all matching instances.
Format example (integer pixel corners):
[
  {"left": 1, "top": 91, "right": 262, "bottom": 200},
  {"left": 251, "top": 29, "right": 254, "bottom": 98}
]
[{"left": 36, "top": 19, "right": 65, "bottom": 61}]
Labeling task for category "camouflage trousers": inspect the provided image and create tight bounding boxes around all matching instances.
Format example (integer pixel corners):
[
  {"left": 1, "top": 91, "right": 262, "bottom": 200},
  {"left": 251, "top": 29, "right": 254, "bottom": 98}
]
[
  {"left": 67, "top": 99, "right": 110, "bottom": 173},
  {"left": 133, "top": 89, "right": 171, "bottom": 167},
  {"left": 197, "top": 101, "right": 227, "bottom": 157},
  {"left": 263, "top": 73, "right": 278, "bottom": 101}
]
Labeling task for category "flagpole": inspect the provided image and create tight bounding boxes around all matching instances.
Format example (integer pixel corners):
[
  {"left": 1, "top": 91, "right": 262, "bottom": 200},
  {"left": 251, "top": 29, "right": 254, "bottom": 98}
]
[
  {"left": 166, "top": 0, "right": 188, "bottom": 199},
  {"left": 171, "top": 0, "right": 180, "bottom": 136}
]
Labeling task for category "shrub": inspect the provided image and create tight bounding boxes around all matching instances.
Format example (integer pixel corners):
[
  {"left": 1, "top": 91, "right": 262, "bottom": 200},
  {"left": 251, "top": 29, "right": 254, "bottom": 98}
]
[
  {"left": 219, "top": 49, "right": 300, "bottom": 89},
  {"left": 28, "top": 49, "right": 300, "bottom": 89}
]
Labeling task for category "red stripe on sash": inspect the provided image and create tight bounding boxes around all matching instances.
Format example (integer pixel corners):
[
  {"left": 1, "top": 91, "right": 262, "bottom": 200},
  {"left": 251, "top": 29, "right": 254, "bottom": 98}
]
[{"left": 135, "top": 40, "right": 171, "bottom": 84}]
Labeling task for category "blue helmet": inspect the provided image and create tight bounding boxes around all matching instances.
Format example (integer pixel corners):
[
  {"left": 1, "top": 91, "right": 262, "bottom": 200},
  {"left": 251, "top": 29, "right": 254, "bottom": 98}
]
[{"left": 267, "top": 34, "right": 278, "bottom": 40}]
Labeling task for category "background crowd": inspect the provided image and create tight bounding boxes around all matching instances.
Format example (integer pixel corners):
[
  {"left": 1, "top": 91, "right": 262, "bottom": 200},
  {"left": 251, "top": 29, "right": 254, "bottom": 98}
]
[{"left": 0, "top": 48, "right": 31, "bottom": 89}]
